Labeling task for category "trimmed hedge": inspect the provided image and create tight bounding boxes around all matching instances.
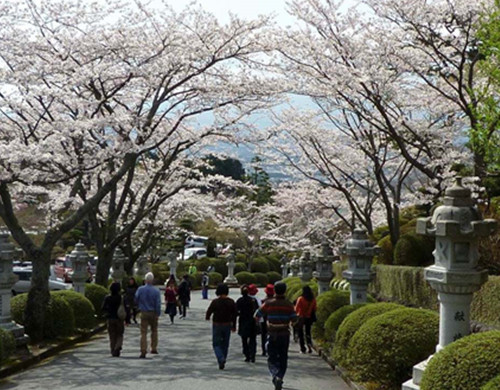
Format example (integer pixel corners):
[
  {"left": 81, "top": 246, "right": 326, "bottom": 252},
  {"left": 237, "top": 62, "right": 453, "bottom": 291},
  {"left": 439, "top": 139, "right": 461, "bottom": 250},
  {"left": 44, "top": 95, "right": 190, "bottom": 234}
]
[
  {"left": 471, "top": 276, "right": 500, "bottom": 327},
  {"left": 253, "top": 272, "right": 269, "bottom": 287},
  {"left": 210, "top": 258, "right": 228, "bottom": 277},
  {"left": 11, "top": 293, "right": 27, "bottom": 326},
  {"left": 250, "top": 258, "right": 270, "bottom": 274},
  {"left": 208, "top": 271, "right": 223, "bottom": 286},
  {"left": 483, "top": 375, "right": 500, "bottom": 390},
  {"left": 234, "top": 262, "right": 247, "bottom": 275},
  {"left": 85, "top": 283, "right": 109, "bottom": 317},
  {"left": 195, "top": 258, "right": 212, "bottom": 272},
  {"left": 333, "top": 302, "right": 403, "bottom": 367},
  {"left": 421, "top": 331, "right": 500, "bottom": 390},
  {"left": 312, "top": 289, "right": 351, "bottom": 341},
  {"left": 0, "top": 328, "right": 15, "bottom": 361},
  {"left": 52, "top": 290, "right": 96, "bottom": 330},
  {"left": 324, "top": 304, "right": 367, "bottom": 344},
  {"left": 393, "top": 233, "right": 434, "bottom": 267},
  {"left": 348, "top": 308, "right": 439, "bottom": 388},
  {"left": 374, "top": 235, "right": 393, "bottom": 265},
  {"left": 235, "top": 271, "right": 257, "bottom": 285},
  {"left": 266, "top": 271, "right": 282, "bottom": 284}
]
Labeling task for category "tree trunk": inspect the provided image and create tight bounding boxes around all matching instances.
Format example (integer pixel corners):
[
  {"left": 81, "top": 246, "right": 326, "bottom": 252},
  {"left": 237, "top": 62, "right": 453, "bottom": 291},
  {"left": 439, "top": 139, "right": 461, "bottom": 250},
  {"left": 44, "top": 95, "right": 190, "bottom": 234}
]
[
  {"left": 95, "top": 248, "right": 113, "bottom": 286},
  {"left": 24, "top": 248, "right": 51, "bottom": 342}
]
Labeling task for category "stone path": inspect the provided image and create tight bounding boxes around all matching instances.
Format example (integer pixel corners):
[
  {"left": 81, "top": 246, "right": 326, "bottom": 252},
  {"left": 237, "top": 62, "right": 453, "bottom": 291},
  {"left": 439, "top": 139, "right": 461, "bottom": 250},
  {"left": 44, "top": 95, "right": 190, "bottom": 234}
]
[{"left": 0, "top": 288, "right": 349, "bottom": 390}]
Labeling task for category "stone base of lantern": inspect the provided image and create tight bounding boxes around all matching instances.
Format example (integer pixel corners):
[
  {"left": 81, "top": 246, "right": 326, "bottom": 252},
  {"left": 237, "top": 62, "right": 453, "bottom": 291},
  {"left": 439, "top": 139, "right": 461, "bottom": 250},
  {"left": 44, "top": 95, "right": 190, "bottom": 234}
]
[
  {"left": 223, "top": 276, "right": 238, "bottom": 286},
  {"left": 316, "top": 279, "right": 331, "bottom": 295},
  {"left": 402, "top": 357, "right": 431, "bottom": 390},
  {"left": 0, "top": 321, "right": 29, "bottom": 346}
]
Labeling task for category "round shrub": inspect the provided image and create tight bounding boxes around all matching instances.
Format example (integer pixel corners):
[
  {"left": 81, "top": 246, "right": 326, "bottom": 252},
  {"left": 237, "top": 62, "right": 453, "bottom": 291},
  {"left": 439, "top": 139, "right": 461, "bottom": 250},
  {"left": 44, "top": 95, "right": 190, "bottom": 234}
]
[
  {"left": 210, "top": 258, "right": 228, "bottom": 277},
  {"left": 374, "top": 235, "right": 393, "bottom": 265},
  {"left": 333, "top": 302, "right": 403, "bottom": 366},
  {"left": 11, "top": 293, "right": 28, "bottom": 325},
  {"left": 44, "top": 294, "right": 75, "bottom": 339},
  {"left": 51, "top": 290, "right": 96, "bottom": 330},
  {"left": 0, "top": 328, "right": 15, "bottom": 361},
  {"left": 394, "top": 233, "right": 434, "bottom": 267},
  {"left": 421, "top": 331, "right": 500, "bottom": 390},
  {"left": 195, "top": 258, "right": 212, "bottom": 272},
  {"left": 483, "top": 374, "right": 500, "bottom": 390},
  {"left": 348, "top": 308, "right": 439, "bottom": 388},
  {"left": 85, "top": 283, "right": 109, "bottom": 318},
  {"left": 253, "top": 272, "right": 269, "bottom": 287},
  {"left": 236, "top": 253, "right": 247, "bottom": 263},
  {"left": 282, "top": 276, "right": 301, "bottom": 285},
  {"left": 208, "top": 271, "right": 223, "bottom": 286},
  {"left": 312, "top": 289, "right": 351, "bottom": 341},
  {"left": 234, "top": 262, "right": 247, "bottom": 274},
  {"left": 286, "top": 281, "right": 305, "bottom": 301},
  {"left": 187, "top": 271, "right": 203, "bottom": 288},
  {"left": 235, "top": 271, "right": 257, "bottom": 285},
  {"left": 266, "top": 271, "right": 282, "bottom": 284},
  {"left": 266, "top": 257, "right": 282, "bottom": 273},
  {"left": 324, "top": 303, "right": 367, "bottom": 344},
  {"left": 250, "top": 258, "right": 270, "bottom": 274}
]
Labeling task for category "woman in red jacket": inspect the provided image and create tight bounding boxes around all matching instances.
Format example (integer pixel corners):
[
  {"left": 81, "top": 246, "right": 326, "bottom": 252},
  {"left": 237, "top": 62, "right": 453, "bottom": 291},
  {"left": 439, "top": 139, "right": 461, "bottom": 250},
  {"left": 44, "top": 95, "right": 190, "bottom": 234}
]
[{"left": 294, "top": 285, "right": 317, "bottom": 353}]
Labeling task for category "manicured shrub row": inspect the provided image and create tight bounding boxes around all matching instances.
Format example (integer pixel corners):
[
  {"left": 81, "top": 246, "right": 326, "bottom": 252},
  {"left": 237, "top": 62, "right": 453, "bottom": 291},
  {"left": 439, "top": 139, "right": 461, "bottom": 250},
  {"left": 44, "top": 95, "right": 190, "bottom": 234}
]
[
  {"left": 421, "top": 331, "right": 500, "bottom": 390},
  {"left": 266, "top": 271, "right": 282, "bottom": 284},
  {"left": 52, "top": 290, "right": 96, "bottom": 330},
  {"left": 323, "top": 304, "right": 367, "bottom": 345},
  {"left": 471, "top": 276, "right": 500, "bottom": 327},
  {"left": 393, "top": 233, "right": 434, "bottom": 267},
  {"left": 312, "top": 289, "right": 351, "bottom": 342},
  {"left": 85, "top": 283, "right": 108, "bottom": 317},
  {"left": 0, "top": 328, "right": 15, "bottom": 361},
  {"left": 483, "top": 374, "right": 500, "bottom": 390},
  {"left": 235, "top": 271, "right": 256, "bottom": 285},
  {"left": 348, "top": 308, "right": 438, "bottom": 388}
]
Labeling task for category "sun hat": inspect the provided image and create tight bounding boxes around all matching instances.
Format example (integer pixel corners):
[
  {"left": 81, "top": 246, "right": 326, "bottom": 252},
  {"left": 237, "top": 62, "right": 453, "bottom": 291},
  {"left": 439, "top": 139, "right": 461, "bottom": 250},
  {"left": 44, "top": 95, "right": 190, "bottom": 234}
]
[{"left": 247, "top": 284, "right": 259, "bottom": 295}]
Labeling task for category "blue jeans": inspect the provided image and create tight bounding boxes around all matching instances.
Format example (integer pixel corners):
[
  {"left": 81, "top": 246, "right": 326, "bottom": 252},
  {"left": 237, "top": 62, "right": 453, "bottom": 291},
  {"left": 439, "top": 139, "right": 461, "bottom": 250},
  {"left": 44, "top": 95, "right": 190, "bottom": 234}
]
[
  {"left": 212, "top": 325, "right": 231, "bottom": 364},
  {"left": 267, "top": 333, "right": 290, "bottom": 380}
]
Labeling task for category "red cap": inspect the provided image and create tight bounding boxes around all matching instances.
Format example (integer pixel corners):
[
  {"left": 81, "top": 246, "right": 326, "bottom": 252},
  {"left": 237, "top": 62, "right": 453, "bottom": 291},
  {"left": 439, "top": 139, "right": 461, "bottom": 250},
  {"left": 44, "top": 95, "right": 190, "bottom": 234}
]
[
  {"left": 264, "top": 284, "right": 275, "bottom": 296},
  {"left": 248, "top": 284, "right": 259, "bottom": 295}
]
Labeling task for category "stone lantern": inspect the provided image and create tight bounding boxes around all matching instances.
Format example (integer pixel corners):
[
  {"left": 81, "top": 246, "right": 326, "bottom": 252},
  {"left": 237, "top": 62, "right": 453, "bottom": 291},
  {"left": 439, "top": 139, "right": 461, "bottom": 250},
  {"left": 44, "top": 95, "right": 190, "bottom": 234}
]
[
  {"left": 402, "top": 177, "right": 497, "bottom": 390},
  {"left": 342, "top": 229, "right": 379, "bottom": 305},
  {"left": 0, "top": 234, "right": 25, "bottom": 339},
  {"left": 298, "top": 251, "right": 313, "bottom": 282},
  {"left": 68, "top": 242, "right": 91, "bottom": 294},
  {"left": 111, "top": 248, "right": 126, "bottom": 282},
  {"left": 313, "top": 241, "right": 335, "bottom": 295},
  {"left": 289, "top": 257, "right": 300, "bottom": 277},
  {"left": 167, "top": 251, "right": 177, "bottom": 278},
  {"left": 280, "top": 255, "right": 289, "bottom": 279},
  {"left": 224, "top": 251, "right": 238, "bottom": 285},
  {"left": 135, "top": 255, "right": 149, "bottom": 279}
]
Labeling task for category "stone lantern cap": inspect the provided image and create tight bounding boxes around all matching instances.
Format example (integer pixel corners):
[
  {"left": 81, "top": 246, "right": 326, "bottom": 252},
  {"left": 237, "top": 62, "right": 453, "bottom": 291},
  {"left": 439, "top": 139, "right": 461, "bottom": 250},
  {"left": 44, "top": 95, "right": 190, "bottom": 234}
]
[
  {"left": 417, "top": 177, "right": 498, "bottom": 238},
  {"left": 341, "top": 228, "right": 381, "bottom": 257},
  {"left": 68, "top": 241, "right": 90, "bottom": 261},
  {"left": 0, "top": 234, "right": 15, "bottom": 260}
]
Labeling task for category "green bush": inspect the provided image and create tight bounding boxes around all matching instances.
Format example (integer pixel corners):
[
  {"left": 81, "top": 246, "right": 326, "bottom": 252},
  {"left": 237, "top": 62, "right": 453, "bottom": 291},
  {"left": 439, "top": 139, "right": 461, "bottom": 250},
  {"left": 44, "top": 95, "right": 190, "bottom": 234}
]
[
  {"left": 187, "top": 271, "right": 203, "bottom": 288},
  {"left": 11, "top": 293, "right": 28, "bottom": 325},
  {"left": 265, "top": 256, "right": 282, "bottom": 273},
  {"left": 394, "top": 233, "right": 434, "bottom": 267},
  {"left": 85, "top": 283, "right": 109, "bottom": 317},
  {"left": 195, "top": 257, "right": 212, "bottom": 272},
  {"left": 312, "top": 289, "right": 351, "bottom": 342},
  {"left": 236, "top": 253, "right": 247, "bottom": 263},
  {"left": 234, "top": 262, "right": 247, "bottom": 274},
  {"left": 210, "top": 258, "right": 228, "bottom": 277},
  {"left": 421, "top": 331, "right": 500, "bottom": 390},
  {"left": 44, "top": 294, "right": 75, "bottom": 339},
  {"left": 208, "top": 271, "right": 223, "bottom": 286},
  {"left": 250, "top": 258, "right": 270, "bottom": 273},
  {"left": 333, "top": 302, "right": 403, "bottom": 366},
  {"left": 286, "top": 281, "right": 306, "bottom": 301},
  {"left": 253, "top": 272, "right": 269, "bottom": 287},
  {"left": 0, "top": 328, "right": 15, "bottom": 361},
  {"left": 151, "top": 262, "right": 170, "bottom": 284},
  {"left": 374, "top": 235, "right": 393, "bottom": 265},
  {"left": 472, "top": 276, "right": 500, "bottom": 327},
  {"left": 52, "top": 290, "right": 96, "bottom": 330},
  {"left": 368, "top": 265, "right": 438, "bottom": 310},
  {"left": 266, "top": 271, "right": 282, "bottom": 284},
  {"left": 324, "top": 304, "right": 367, "bottom": 344},
  {"left": 483, "top": 374, "right": 500, "bottom": 390},
  {"left": 348, "top": 308, "right": 439, "bottom": 388},
  {"left": 235, "top": 271, "right": 257, "bottom": 285}
]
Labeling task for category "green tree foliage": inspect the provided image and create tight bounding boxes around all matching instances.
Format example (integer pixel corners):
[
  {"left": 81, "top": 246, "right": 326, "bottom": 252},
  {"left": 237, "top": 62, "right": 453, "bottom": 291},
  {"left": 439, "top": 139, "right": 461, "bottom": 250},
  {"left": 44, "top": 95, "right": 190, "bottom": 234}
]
[
  {"left": 245, "top": 156, "right": 274, "bottom": 206},
  {"left": 201, "top": 154, "right": 246, "bottom": 181}
]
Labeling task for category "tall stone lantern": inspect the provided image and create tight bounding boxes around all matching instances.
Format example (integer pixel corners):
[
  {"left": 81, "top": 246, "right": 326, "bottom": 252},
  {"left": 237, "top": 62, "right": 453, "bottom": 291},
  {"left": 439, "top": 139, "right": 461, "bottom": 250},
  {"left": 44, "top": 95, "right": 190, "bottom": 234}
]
[
  {"left": 111, "top": 248, "right": 126, "bottom": 282},
  {"left": 280, "top": 255, "right": 289, "bottom": 279},
  {"left": 342, "top": 229, "right": 379, "bottom": 305},
  {"left": 313, "top": 241, "right": 335, "bottom": 295},
  {"left": 167, "top": 251, "right": 177, "bottom": 278},
  {"left": 298, "top": 251, "right": 313, "bottom": 282},
  {"left": 135, "top": 255, "right": 149, "bottom": 279},
  {"left": 68, "top": 242, "right": 91, "bottom": 294},
  {"left": 289, "top": 257, "right": 300, "bottom": 277},
  {"left": 402, "top": 177, "right": 497, "bottom": 390},
  {"left": 0, "top": 234, "right": 25, "bottom": 339},
  {"left": 224, "top": 251, "right": 238, "bottom": 285}
]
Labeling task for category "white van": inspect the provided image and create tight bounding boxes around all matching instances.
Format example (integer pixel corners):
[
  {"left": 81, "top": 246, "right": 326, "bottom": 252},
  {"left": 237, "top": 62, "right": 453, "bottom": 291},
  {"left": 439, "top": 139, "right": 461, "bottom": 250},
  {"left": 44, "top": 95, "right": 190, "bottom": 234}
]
[
  {"left": 178, "top": 247, "right": 208, "bottom": 260},
  {"left": 185, "top": 235, "right": 208, "bottom": 248}
]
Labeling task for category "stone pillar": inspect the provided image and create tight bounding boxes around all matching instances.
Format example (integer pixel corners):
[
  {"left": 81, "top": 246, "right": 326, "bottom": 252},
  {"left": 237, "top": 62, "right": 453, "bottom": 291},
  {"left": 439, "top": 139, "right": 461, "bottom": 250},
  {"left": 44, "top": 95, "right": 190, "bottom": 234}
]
[
  {"left": 111, "top": 248, "right": 126, "bottom": 282},
  {"left": 0, "top": 234, "right": 26, "bottom": 341},
  {"left": 289, "top": 257, "right": 299, "bottom": 277},
  {"left": 280, "top": 255, "right": 289, "bottom": 279},
  {"left": 298, "top": 251, "right": 313, "bottom": 282},
  {"left": 313, "top": 241, "right": 335, "bottom": 295},
  {"left": 342, "top": 229, "right": 379, "bottom": 305},
  {"left": 135, "top": 255, "right": 149, "bottom": 279},
  {"left": 402, "top": 177, "right": 497, "bottom": 390},
  {"left": 224, "top": 251, "right": 238, "bottom": 285},
  {"left": 167, "top": 251, "right": 177, "bottom": 278},
  {"left": 68, "top": 242, "right": 91, "bottom": 294}
]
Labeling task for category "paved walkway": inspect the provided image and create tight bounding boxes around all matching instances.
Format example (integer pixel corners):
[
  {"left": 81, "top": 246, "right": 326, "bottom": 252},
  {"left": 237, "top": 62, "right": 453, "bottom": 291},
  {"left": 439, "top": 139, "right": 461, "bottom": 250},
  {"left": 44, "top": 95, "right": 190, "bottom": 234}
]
[{"left": 0, "top": 288, "right": 349, "bottom": 390}]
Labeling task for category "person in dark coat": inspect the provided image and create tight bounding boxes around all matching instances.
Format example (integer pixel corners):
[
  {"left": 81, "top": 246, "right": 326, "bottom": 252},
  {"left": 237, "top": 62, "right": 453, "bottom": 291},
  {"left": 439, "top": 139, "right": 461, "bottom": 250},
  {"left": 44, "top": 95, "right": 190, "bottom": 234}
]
[
  {"left": 177, "top": 274, "right": 191, "bottom": 318},
  {"left": 124, "top": 277, "right": 139, "bottom": 325},
  {"left": 102, "top": 282, "right": 125, "bottom": 357},
  {"left": 236, "top": 285, "right": 259, "bottom": 362}
]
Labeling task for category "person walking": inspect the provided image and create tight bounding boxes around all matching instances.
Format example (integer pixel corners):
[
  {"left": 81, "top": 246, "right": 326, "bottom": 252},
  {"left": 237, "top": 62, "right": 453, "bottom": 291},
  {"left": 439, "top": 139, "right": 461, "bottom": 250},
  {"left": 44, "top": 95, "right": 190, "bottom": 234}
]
[
  {"left": 164, "top": 279, "right": 178, "bottom": 324},
  {"left": 255, "top": 282, "right": 297, "bottom": 390},
  {"left": 124, "top": 277, "right": 139, "bottom": 325},
  {"left": 205, "top": 283, "right": 237, "bottom": 370},
  {"left": 294, "top": 285, "right": 317, "bottom": 354},
  {"left": 260, "top": 284, "right": 275, "bottom": 356},
  {"left": 188, "top": 263, "right": 197, "bottom": 275},
  {"left": 135, "top": 272, "right": 161, "bottom": 358},
  {"left": 177, "top": 274, "right": 191, "bottom": 318},
  {"left": 102, "top": 282, "right": 125, "bottom": 357},
  {"left": 201, "top": 272, "right": 209, "bottom": 300},
  {"left": 236, "top": 285, "right": 259, "bottom": 363}
]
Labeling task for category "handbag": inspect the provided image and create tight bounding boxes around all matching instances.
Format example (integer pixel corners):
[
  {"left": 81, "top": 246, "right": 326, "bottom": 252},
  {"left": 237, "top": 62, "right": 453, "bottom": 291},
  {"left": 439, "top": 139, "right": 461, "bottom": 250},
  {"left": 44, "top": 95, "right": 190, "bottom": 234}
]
[{"left": 117, "top": 297, "right": 126, "bottom": 321}]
